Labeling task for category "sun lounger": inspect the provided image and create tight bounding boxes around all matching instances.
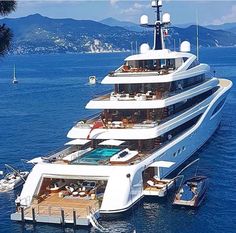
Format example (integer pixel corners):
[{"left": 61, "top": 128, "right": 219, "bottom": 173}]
[
  {"left": 110, "top": 148, "right": 138, "bottom": 164},
  {"left": 147, "top": 180, "right": 166, "bottom": 188}
]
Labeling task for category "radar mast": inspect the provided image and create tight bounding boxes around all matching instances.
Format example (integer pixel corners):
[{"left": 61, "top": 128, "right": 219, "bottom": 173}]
[{"left": 140, "top": 0, "right": 170, "bottom": 50}]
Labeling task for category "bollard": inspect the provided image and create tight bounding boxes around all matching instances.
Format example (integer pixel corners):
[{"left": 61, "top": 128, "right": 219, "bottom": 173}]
[
  {"left": 20, "top": 207, "right": 25, "bottom": 222},
  {"left": 61, "top": 209, "right": 65, "bottom": 226},
  {"left": 73, "top": 209, "right": 76, "bottom": 226}
]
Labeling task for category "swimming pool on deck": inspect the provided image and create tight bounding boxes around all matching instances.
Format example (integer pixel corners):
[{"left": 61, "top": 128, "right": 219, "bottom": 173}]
[{"left": 71, "top": 148, "right": 120, "bottom": 165}]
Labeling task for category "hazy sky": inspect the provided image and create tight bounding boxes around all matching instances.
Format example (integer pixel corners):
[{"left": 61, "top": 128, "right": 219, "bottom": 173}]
[{"left": 7, "top": 1, "right": 236, "bottom": 26}]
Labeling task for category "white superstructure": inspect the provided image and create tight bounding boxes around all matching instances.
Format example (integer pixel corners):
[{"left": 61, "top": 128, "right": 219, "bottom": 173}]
[{"left": 11, "top": 0, "right": 232, "bottom": 226}]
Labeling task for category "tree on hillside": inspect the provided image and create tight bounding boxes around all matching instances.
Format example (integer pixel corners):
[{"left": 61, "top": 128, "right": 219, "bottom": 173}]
[{"left": 0, "top": 1, "right": 17, "bottom": 56}]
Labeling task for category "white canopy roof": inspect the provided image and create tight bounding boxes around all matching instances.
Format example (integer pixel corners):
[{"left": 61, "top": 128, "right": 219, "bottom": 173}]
[
  {"left": 98, "top": 139, "right": 126, "bottom": 146},
  {"left": 149, "top": 161, "right": 175, "bottom": 168},
  {"left": 65, "top": 139, "right": 91, "bottom": 146},
  {"left": 125, "top": 49, "right": 192, "bottom": 61}
]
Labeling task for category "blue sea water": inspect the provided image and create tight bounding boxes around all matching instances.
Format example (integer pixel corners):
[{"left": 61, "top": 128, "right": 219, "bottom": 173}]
[{"left": 0, "top": 48, "right": 235, "bottom": 233}]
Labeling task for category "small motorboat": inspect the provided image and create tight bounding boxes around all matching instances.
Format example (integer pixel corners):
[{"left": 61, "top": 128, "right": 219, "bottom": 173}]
[
  {"left": 89, "top": 75, "right": 96, "bottom": 85},
  {"left": 0, "top": 164, "right": 29, "bottom": 192},
  {"left": 173, "top": 176, "right": 208, "bottom": 207}
]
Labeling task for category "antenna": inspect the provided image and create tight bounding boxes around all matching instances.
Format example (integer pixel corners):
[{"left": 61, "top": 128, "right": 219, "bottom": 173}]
[
  {"left": 196, "top": 10, "right": 199, "bottom": 60},
  {"left": 179, "top": 38, "right": 181, "bottom": 50},
  {"left": 13, "top": 64, "right": 16, "bottom": 78}
]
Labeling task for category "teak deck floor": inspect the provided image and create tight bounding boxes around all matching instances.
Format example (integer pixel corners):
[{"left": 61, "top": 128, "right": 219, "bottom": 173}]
[{"left": 25, "top": 193, "right": 99, "bottom": 219}]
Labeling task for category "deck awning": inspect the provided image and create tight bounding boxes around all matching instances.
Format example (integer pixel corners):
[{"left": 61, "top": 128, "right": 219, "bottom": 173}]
[
  {"left": 65, "top": 139, "right": 91, "bottom": 146},
  {"left": 149, "top": 161, "right": 175, "bottom": 168},
  {"left": 98, "top": 139, "right": 126, "bottom": 146}
]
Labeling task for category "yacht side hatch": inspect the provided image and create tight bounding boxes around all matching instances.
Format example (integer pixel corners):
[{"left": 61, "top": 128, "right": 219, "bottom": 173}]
[{"left": 143, "top": 161, "right": 175, "bottom": 197}]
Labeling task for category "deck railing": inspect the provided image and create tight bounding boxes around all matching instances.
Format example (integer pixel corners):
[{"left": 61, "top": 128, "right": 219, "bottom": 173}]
[{"left": 24, "top": 200, "right": 100, "bottom": 220}]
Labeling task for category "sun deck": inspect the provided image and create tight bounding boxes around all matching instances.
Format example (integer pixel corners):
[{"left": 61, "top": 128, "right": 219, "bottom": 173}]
[
  {"left": 41, "top": 122, "right": 195, "bottom": 167},
  {"left": 53, "top": 149, "right": 147, "bottom": 166}
]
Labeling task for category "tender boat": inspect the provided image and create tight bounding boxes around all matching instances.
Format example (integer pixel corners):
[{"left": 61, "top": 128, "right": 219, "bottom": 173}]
[
  {"left": 173, "top": 176, "right": 208, "bottom": 207},
  {"left": 0, "top": 164, "right": 29, "bottom": 192},
  {"left": 89, "top": 75, "right": 96, "bottom": 85}
]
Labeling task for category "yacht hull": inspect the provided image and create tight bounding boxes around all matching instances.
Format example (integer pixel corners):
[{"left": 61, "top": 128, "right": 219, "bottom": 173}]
[
  {"left": 14, "top": 80, "right": 232, "bottom": 218},
  {"left": 100, "top": 79, "right": 232, "bottom": 213}
]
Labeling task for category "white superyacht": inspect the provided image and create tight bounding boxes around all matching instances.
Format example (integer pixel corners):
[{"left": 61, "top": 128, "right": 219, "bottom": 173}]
[{"left": 11, "top": 0, "right": 232, "bottom": 226}]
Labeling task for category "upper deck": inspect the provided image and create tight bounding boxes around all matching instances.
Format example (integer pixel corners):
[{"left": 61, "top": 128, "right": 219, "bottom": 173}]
[
  {"left": 101, "top": 50, "right": 209, "bottom": 84},
  {"left": 86, "top": 78, "right": 218, "bottom": 109}
]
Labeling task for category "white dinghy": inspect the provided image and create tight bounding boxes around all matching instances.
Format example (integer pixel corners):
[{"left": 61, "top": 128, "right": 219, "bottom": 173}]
[{"left": 0, "top": 164, "right": 29, "bottom": 192}]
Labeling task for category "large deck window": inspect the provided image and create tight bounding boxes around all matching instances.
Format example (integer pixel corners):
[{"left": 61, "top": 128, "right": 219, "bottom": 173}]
[
  {"left": 115, "top": 74, "right": 206, "bottom": 100},
  {"left": 187, "top": 59, "right": 200, "bottom": 70},
  {"left": 123, "top": 58, "right": 178, "bottom": 73},
  {"left": 170, "top": 74, "right": 206, "bottom": 92}
]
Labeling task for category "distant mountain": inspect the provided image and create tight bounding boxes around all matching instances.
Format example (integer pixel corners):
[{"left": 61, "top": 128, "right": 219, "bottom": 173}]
[
  {"left": 206, "top": 22, "right": 236, "bottom": 33},
  {"left": 1, "top": 14, "right": 236, "bottom": 55},
  {"left": 173, "top": 23, "right": 195, "bottom": 28},
  {"left": 230, "top": 27, "right": 236, "bottom": 34},
  {"left": 1, "top": 14, "right": 142, "bottom": 54},
  {"left": 100, "top": 17, "right": 143, "bottom": 32},
  {"left": 169, "top": 25, "right": 236, "bottom": 48}
]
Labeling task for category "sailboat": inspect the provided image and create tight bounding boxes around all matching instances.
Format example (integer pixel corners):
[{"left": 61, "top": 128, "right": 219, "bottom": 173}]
[{"left": 12, "top": 65, "right": 18, "bottom": 84}]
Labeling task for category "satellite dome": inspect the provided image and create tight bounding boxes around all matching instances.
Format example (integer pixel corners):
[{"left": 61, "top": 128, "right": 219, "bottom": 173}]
[
  {"left": 162, "top": 13, "right": 171, "bottom": 24},
  {"left": 140, "top": 43, "right": 150, "bottom": 54},
  {"left": 140, "top": 15, "right": 149, "bottom": 25},
  {"left": 180, "top": 41, "right": 191, "bottom": 52},
  {"left": 151, "top": 1, "right": 157, "bottom": 7}
]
